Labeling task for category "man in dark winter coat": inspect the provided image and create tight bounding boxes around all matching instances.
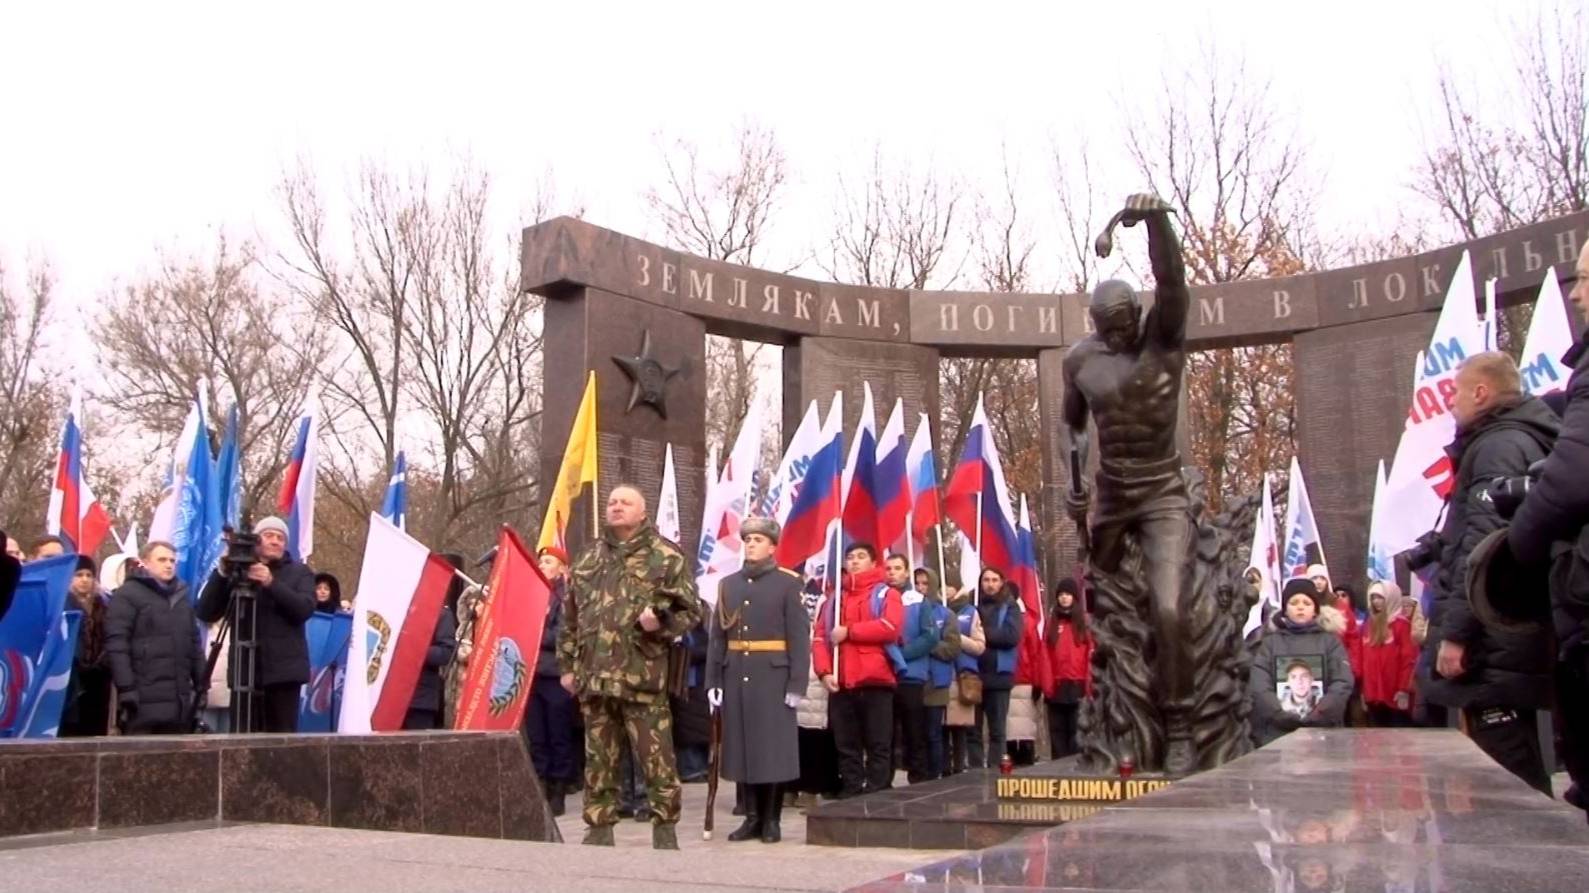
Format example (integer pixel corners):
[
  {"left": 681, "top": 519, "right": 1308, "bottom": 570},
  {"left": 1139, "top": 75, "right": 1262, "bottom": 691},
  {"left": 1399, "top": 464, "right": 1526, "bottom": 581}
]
[
  {"left": 1508, "top": 241, "right": 1589, "bottom": 813},
  {"left": 1419, "top": 352, "right": 1559, "bottom": 795},
  {"left": 105, "top": 541, "right": 204, "bottom": 734},
  {"left": 707, "top": 518, "right": 809, "bottom": 843},
  {"left": 196, "top": 516, "right": 317, "bottom": 733}
]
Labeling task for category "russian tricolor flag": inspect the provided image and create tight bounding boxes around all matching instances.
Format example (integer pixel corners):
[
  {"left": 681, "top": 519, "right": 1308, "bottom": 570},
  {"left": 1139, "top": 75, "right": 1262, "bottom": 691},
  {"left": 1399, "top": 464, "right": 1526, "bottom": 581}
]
[
  {"left": 873, "top": 398, "right": 910, "bottom": 559},
  {"left": 944, "top": 393, "right": 1018, "bottom": 574},
  {"left": 840, "top": 383, "right": 881, "bottom": 549},
  {"left": 905, "top": 412, "right": 941, "bottom": 559},
  {"left": 47, "top": 393, "right": 110, "bottom": 557},
  {"left": 277, "top": 395, "right": 320, "bottom": 561},
  {"left": 777, "top": 392, "right": 844, "bottom": 571}
]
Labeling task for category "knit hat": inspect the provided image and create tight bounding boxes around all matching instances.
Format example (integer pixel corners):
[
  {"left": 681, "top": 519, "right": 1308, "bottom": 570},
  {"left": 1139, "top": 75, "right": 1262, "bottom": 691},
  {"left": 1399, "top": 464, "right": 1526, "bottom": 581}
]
[
  {"left": 1305, "top": 564, "right": 1330, "bottom": 585},
  {"left": 537, "top": 545, "right": 570, "bottom": 566},
  {"left": 75, "top": 554, "right": 97, "bottom": 575},
  {"left": 1282, "top": 577, "right": 1322, "bottom": 615},
  {"left": 740, "top": 517, "right": 781, "bottom": 545},
  {"left": 254, "top": 516, "right": 289, "bottom": 538}
]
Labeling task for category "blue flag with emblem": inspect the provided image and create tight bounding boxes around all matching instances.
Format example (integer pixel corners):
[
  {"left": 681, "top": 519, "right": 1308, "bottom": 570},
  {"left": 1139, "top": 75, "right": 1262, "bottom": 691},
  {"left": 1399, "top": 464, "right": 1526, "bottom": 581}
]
[
  {"left": 0, "top": 554, "right": 77, "bottom": 737},
  {"left": 379, "top": 450, "right": 408, "bottom": 532},
  {"left": 18, "top": 610, "right": 83, "bottom": 738},
  {"left": 298, "top": 612, "right": 352, "bottom": 732}
]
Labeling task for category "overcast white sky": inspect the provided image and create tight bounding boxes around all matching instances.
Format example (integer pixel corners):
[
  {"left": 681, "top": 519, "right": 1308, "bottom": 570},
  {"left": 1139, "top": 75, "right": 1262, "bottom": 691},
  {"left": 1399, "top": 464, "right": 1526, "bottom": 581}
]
[{"left": 0, "top": 0, "right": 1562, "bottom": 349}]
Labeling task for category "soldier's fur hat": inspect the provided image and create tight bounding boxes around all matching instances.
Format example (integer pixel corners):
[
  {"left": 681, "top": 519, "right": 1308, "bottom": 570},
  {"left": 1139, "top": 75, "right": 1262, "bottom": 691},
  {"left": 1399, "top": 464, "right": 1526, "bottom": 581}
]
[{"left": 740, "top": 517, "right": 781, "bottom": 545}]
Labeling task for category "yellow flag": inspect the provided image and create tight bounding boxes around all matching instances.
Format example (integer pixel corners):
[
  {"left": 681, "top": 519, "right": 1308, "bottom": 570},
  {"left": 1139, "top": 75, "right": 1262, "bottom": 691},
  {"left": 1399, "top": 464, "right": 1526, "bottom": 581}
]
[{"left": 538, "top": 371, "right": 599, "bottom": 550}]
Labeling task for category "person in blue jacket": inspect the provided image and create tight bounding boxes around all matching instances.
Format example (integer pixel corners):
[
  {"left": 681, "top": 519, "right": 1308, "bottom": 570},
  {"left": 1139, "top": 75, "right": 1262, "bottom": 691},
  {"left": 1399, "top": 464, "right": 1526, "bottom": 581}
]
[
  {"left": 975, "top": 567, "right": 1024, "bottom": 768},
  {"left": 886, "top": 554, "right": 939, "bottom": 784}
]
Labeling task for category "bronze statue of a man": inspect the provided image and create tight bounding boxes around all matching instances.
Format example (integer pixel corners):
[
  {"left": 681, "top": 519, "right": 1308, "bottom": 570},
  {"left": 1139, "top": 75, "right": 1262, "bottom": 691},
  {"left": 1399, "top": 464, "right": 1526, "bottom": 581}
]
[{"left": 1063, "top": 192, "right": 1197, "bottom": 773}]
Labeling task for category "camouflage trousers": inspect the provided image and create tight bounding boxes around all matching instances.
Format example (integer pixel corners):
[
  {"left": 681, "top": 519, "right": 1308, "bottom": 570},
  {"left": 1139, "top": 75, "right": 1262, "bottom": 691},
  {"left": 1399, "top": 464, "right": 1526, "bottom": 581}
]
[{"left": 580, "top": 695, "right": 680, "bottom": 827}]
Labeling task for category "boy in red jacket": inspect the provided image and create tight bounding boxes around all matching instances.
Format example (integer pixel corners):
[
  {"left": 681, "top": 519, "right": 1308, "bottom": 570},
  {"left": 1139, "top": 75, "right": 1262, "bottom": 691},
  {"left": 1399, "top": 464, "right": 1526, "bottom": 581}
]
[{"left": 812, "top": 542, "right": 903, "bottom": 797}]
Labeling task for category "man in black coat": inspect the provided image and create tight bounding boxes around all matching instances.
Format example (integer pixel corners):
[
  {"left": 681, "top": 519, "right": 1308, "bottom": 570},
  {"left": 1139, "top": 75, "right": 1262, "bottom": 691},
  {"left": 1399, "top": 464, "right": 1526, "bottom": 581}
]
[
  {"left": 105, "top": 541, "right": 204, "bottom": 734},
  {"left": 1420, "top": 352, "right": 1559, "bottom": 795},
  {"left": 1508, "top": 242, "right": 1589, "bottom": 813},
  {"left": 197, "top": 516, "right": 316, "bottom": 732}
]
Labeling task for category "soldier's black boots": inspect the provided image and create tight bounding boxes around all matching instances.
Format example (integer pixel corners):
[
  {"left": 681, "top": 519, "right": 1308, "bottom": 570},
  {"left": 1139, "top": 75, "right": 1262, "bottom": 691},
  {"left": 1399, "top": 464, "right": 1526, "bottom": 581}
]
[
  {"left": 726, "top": 785, "right": 762, "bottom": 841},
  {"left": 547, "top": 780, "right": 566, "bottom": 817},
  {"left": 759, "top": 784, "right": 783, "bottom": 843}
]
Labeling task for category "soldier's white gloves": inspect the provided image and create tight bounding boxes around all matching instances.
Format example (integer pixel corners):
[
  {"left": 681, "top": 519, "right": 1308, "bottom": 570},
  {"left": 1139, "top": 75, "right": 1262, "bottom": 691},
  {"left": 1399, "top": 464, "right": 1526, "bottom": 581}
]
[
  {"left": 708, "top": 688, "right": 723, "bottom": 709},
  {"left": 783, "top": 693, "right": 801, "bottom": 709}
]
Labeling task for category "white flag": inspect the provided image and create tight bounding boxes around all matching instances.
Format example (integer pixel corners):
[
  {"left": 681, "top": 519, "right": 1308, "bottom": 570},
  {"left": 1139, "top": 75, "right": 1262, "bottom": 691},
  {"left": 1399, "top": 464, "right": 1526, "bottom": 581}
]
[
  {"left": 695, "top": 400, "right": 765, "bottom": 606},
  {"left": 1282, "top": 456, "right": 1328, "bottom": 580},
  {"left": 656, "top": 443, "right": 681, "bottom": 545},
  {"left": 1519, "top": 271, "right": 1574, "bottom": 397},
  {"left": 1382, "top": 250, "right": 1486, "bottom": 554},
  {"left": 1242, "top": 473, "right": 1282, "bottom": 637},
  {"left": 1366, "top": 460, "right": 1395, "bottom": 583},
  {"left": 762, "top": 400, "right": 822, "bottom": 525},
  {"left": 338, "top": 514, "right": 445, "bottom": 734}
]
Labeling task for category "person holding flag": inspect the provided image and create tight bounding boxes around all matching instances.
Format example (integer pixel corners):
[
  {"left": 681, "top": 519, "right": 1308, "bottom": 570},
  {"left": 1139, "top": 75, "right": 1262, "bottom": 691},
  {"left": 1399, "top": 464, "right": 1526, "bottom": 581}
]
[
  {"left": 810, "top": 542, "right": 902, "bottom": 798},
  {"left": 196, "top": 517, "right": 317, "bottom": 733}
]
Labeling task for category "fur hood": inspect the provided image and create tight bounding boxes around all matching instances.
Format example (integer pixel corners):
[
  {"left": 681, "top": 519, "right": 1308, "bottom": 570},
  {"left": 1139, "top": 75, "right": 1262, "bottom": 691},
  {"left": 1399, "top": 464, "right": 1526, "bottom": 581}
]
[{"left": 1317, "top": 604, "right": 1347, "bottom": 635}]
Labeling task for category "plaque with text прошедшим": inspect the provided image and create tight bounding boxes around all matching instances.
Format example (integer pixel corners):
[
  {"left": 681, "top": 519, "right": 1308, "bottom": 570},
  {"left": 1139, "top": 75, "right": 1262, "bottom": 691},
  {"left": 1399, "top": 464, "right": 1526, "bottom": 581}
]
[{"left": 994, "top": 774, "right": 1178, "bottom": 804}]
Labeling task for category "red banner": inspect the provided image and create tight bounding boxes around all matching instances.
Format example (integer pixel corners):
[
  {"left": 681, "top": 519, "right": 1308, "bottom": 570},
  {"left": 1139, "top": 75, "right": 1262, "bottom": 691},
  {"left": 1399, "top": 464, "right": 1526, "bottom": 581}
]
[{"left": 453, "top": 525, "right": 550, "bottom": 731}]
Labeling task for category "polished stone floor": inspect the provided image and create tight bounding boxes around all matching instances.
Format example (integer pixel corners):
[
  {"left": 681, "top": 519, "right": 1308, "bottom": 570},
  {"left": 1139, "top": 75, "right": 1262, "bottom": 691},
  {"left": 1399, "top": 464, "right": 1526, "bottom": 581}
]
[
  {"left": 0, "top": 778, "right": 945, "bottom": 893},
  {"left": 851, "top": 729, "right": 1589, "bottom": 891}
]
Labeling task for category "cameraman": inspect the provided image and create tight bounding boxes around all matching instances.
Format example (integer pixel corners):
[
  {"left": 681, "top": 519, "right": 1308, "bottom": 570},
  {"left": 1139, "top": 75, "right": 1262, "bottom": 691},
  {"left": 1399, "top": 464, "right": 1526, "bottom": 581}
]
[
  {"left": 197, "top": 516, "right": 316, "bottom": 732},
  {"left": 1507, "top": 242, "right": 1589, "bottom": 812},
  {"left": 1417, "top": 352, "right": 1559, "bottom": 795}
]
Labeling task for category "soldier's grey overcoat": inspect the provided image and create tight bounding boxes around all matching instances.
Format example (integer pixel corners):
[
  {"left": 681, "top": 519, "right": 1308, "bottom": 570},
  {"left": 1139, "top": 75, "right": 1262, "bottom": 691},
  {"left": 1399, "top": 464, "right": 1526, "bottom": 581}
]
[{"left": 706, "top": 559, "right": 809, "bottom": 784}]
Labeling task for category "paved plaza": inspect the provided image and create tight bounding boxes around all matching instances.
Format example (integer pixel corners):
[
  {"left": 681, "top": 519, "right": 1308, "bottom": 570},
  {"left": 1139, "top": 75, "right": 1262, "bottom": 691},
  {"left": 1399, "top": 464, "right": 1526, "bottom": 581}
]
[{"left": 0, "top": 779, "right": 947, "bottom": 893}]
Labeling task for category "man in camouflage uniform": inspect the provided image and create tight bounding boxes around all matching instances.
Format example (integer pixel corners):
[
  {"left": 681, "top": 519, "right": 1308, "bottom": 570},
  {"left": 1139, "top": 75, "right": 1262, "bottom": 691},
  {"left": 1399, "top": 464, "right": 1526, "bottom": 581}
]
[{"left": 559, "top": 484, "right": 703, "bottom": 849}]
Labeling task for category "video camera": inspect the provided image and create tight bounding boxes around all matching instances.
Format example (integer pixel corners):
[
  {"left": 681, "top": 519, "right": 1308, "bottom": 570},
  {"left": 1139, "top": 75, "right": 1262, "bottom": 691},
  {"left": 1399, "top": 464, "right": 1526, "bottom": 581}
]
[
  {"left": 219, "top": 525, "right": 261, "bottom": 583},
  {"left": 1482, "top": 459, "right": 1548, "bottom": 521}
]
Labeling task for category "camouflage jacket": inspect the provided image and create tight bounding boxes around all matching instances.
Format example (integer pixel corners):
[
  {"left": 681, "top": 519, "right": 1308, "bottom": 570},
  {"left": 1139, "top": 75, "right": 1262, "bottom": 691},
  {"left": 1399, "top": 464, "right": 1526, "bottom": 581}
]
[{"left": 557, "top": 522, "right": 702, "bottom": 703}]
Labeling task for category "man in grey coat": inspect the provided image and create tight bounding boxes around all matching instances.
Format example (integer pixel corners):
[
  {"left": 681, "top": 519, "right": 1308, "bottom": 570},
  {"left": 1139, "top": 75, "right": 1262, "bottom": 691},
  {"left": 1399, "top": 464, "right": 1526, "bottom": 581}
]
[{"left": 706, "top": 517, "right": 809, "bottom": 844}]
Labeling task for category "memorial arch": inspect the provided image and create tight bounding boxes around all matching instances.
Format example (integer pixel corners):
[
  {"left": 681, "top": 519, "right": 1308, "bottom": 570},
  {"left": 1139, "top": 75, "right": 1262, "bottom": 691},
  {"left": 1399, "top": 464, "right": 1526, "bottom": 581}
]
[{"left": 522, "top": 210, "right": 1587, "bottom": 587}]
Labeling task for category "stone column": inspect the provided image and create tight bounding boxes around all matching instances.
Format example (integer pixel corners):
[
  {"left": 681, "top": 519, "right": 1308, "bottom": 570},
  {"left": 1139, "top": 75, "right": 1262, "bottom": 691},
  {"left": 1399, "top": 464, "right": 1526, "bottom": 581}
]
[
  {"left": 1292, "top": 311, "right": 1436, "bottom": 591},
  {"left": 540, "top": 285, "right": 709, "bottom": 552}
]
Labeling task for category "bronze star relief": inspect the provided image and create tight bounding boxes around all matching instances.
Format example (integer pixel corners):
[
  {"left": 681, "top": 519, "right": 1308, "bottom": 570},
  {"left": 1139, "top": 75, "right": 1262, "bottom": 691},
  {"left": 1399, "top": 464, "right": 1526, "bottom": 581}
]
[{"left": 612, "top": 330, "right": 681, "bottom": 418}]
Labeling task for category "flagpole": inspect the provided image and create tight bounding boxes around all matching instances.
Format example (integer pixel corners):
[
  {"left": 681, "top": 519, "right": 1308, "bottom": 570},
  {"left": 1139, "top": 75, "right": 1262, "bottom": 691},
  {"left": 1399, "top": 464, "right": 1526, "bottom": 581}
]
[
  {"left": 934, "top": 524, "right": 948, "bottom": 603},
  {"left": 973, "top": 492, "right": 983, "bottom": 607},
  {"left": 591, "top": 372, "right": 600, "bottom": 542},
  {"left": 905, "top": 509, "right": 914, "bottom": 568}
]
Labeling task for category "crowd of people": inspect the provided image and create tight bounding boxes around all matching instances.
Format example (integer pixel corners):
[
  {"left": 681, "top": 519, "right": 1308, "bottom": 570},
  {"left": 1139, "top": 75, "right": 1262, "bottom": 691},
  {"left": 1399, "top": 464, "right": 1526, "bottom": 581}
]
[{"left": 2, "top": 242, "right": 1585, "bottom": 846}]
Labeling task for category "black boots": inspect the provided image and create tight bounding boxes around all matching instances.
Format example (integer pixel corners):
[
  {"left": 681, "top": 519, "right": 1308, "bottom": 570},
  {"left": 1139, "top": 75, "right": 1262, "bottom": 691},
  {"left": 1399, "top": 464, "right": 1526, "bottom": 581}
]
[
  {"left": 759, "top": 784, "right": 783, "bottom": 843},
  {"left": 546, "top": 780, "right": 566, "bottom": 817},
  {"left": 726, "top": 785, "right": 762, "bottom": 841}
]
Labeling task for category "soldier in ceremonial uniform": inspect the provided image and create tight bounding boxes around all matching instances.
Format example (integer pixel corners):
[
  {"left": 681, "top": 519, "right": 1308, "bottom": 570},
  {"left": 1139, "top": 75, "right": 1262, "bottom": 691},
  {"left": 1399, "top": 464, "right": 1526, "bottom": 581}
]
[
  {"left": 706, "top": 518, "right": 809, "bottom": 844},
  {"left": 559, "top": 485, "right": 703, "bottom": 849}
]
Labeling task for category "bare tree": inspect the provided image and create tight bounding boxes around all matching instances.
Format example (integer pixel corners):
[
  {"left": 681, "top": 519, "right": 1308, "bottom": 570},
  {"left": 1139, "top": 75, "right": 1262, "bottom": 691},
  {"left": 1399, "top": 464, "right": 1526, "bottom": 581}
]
[
  {"left": 278, "top": 161, "right": 543, "bottom": 572},
  {"left": 646, "top": 123, "right": 789, "bottom": 457},
  {"left": 1414, "top": 4, "right": 1588, "bottom": 240},
  {"left": 94, "top": 237, "right": 326, "bottom": 514},
  {"left": 823, "top": 147, "right": 964, "bottom": 289},
  {"left": 0, "top": 258, "right": 64, "bottom": 534}
]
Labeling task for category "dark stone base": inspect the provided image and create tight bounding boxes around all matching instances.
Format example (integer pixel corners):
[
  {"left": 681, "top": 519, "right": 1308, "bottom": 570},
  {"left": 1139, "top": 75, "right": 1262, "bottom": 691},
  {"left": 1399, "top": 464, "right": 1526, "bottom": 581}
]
[
  {"left": 0, "top": 732, "right": 558, "bottom": 843},
  {"left": 806, "top": 770, "right": 1068, "bottom": 850}
]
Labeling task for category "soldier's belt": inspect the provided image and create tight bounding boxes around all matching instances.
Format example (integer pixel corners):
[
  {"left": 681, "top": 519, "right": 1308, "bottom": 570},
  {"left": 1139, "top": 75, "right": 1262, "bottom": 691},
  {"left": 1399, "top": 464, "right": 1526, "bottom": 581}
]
[{"left": 727, "top": 640, "right": 787, "bottom": 653}]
